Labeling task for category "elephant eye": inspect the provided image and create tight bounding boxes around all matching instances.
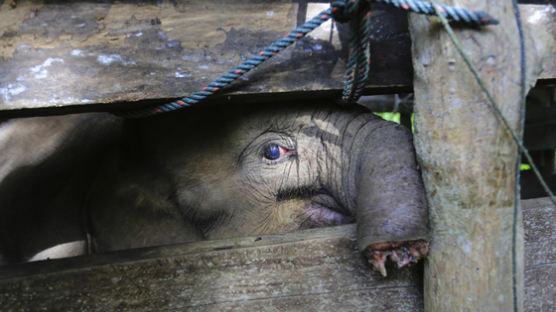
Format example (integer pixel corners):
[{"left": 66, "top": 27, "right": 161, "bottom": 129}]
[
  {"left": 264, "top": 144, "right": 281, "bottom": 160},
  {"left": 261, "top": 143, "right": 294, "bottom": 162}
]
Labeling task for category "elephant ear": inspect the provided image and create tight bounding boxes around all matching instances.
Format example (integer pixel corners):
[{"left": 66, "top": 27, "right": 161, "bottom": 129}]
[{"left": 353, "top": 119, "right": 430, "bottom": 276}]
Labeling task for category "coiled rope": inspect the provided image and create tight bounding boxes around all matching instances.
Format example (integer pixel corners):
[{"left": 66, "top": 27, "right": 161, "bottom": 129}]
[{"left": 120, "top": 0, "right": 496, "bottom": 118}]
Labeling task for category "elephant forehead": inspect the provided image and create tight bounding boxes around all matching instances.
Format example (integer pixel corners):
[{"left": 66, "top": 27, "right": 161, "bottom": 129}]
[
  {"left": 296, "top": 129, "right": 342, "bottom": 161},
  {"left": 296, "top": 120, "right": 341, "bottom": 146},
  {"left": 310, "top": 118, "right": 341, "bottom": 137}
]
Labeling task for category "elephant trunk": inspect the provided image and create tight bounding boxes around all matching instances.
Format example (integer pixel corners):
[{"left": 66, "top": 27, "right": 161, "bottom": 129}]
[
  {"left": 322, "top": 113, "right": 429, "bottom": 255},
  {"left": 350, "top": 118, "right": 429, "bottom": 252}
]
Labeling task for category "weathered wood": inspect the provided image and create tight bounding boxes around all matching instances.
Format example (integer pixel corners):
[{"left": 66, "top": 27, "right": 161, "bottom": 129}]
[
  {"left": 535, "top": 4, "right": 556, "bottom": 83},
  {"left": 522, "top": 198, "right": 556, "bottom": 267},
  {"left": 523, "top": 197, "right": 556, "bottom": 312},
  {"left": 0, "top": 225, "right": 425, "bottom": 312},
  {"left": 0, "top": 0, "right": 412, "bottom": 115},
  {"left": 0, "top": 2, "right": 554, "bottom": 116},
  {"left": 0, "top": 197, "right": 553, "bottom": 311},
  {"left": 407, "top": 1, "right": 555, "bottom": 311}
]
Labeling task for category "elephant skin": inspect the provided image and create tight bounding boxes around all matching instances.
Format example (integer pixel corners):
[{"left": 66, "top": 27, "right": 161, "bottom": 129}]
[{"left": 0, "top": 102, "right": 429, "bottom": 276}]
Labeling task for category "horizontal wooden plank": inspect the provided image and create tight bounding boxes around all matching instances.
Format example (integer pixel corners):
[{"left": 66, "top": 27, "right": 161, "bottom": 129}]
[
  {"left": 0, "top": 0, "right": 412, "bottom": 115},
  {"left": 525, "top": 264, "right": 556, "bottom": 312},
  {"left": 0, "top": 225, "right": 425, "bottom": 311},
  {"left": 0, "top": 197, "right": 554, "bottom": 311},
  {"left": 0, "top": 2, "right": 553, "bottom": 116},
  {"left": 522, "top": 197, "right": 556, "bottom": 266}
]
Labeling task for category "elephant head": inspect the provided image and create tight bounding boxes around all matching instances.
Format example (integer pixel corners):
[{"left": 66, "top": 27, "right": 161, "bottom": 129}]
[{"left": 89, "top": 101, "right": 429, "bottom": 276}]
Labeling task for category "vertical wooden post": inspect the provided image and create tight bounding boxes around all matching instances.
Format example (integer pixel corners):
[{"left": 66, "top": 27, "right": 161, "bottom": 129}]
[{"left": 408, "top": 1, "right": 525, "bottom": 311}]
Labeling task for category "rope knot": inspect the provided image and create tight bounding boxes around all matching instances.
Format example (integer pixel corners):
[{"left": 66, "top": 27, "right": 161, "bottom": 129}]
[{"left": 331, "top": 0, "right": 368, "bottom": 23}]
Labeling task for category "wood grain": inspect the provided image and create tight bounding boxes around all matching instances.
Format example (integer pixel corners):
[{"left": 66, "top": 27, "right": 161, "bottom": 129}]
[
  {"left": 0, "top": 0, "right": 412, "bottom": 115},
  {"left": 0, "top": 1, "right": 553, "bottom": 116},
  {"left": 408, "top": 0, "right": 540, "bottom": 310},
  {"left": 0, "top": 225, "right": 425, "bottom": 312},
  {"left": 0, "top": 197, "right": 553, "bottom": 311}
]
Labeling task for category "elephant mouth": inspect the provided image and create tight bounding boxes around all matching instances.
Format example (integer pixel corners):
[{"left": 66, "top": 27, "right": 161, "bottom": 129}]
[{"left": 298, "top": 193, "right": 354, "bottom": 229}]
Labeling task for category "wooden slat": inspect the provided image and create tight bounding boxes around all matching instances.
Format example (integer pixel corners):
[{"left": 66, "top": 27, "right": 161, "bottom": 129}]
[
  {"left": 0, "top": 2, "right": 553, "bottom": 116},
  {"left": 0, "top": 0, "right": 412, "bottom": 115},
  {"left": 523, "top": 197, "right": 556, "bottom": 312},
  {"left": 0, "top": 197, "right": 553, "bottom": 311},
  {"left": 0, "top": 225, "right": 425, "bottom": 311},
  {"left": 522, "top": 197, "right": 556, "bottom": 267}
]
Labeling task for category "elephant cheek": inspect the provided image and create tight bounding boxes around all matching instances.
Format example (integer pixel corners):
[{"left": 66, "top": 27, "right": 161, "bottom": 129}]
[
  {"left": 252, "top": 199, "right": 352, "bottom": 235},
  {"left": 256, "top": 199, "right": 314, "bottom": 234}
]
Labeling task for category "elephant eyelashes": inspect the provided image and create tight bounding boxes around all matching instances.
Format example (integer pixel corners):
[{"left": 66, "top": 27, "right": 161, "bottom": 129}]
[{"left": 261, "top": 143, "right": 295, "bottom": 163}]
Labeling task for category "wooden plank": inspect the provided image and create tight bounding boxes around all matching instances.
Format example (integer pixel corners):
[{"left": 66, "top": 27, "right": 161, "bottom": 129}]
[
  {"left": 0, "top": 225, "right": 425, "bottom": 311},
  {"left": 522, "top": 197, "right": 556, "bottom": 267},
  {"left": 523, "top": 197, "right": 556, "bottom": 312},
  {"left": 0, "top": 2, "right": 553, "bottom": 116},
  {"left": 0, "top": 197, "right": 553, "bottom": 311},
  {"left": 0, "top": 0, "right": 412, "bottom": 115}
]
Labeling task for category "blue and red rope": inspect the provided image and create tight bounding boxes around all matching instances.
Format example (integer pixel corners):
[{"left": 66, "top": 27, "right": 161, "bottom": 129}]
[
  {"left": 331, "top": 0, "right": 373, "bottom": 105},
  {"left": 376, "top": 0, "right": 497, "bottom": 25},
  {"left": 121, "top": 0, "right": 497, "bottom": 118}
]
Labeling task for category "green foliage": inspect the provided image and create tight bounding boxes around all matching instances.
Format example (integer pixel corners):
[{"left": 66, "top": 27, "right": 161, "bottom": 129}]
[
  {"left": 374, "top": 112, "right": 415, "bottom": 132},
  {"left": 375, "top": 112, "right": 401, "bottom": 124},
  {"left": 520, "top": 164, "right": 531, "bottom": 171}
]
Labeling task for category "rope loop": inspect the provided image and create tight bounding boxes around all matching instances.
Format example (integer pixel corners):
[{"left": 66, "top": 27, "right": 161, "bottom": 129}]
[
  {"left": 331, "top": 0, "right": 367, "bottom": 23},
  {"left": 331, "top": 0, "right": 372, "bottom": 106}
]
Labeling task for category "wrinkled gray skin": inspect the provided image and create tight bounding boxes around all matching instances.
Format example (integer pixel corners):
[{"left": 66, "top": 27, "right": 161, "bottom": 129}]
[{"left": 0, "top": 102, "right": 428, "bottom": 275}]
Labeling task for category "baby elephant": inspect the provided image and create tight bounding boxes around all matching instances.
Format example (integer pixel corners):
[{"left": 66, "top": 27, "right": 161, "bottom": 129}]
[{"left": 0, "top": 101, "right": 429, "bottom": 276}]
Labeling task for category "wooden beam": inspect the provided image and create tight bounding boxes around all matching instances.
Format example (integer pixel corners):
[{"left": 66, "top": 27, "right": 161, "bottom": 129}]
[
  {"left": 0, "top": 1, "right": 553, "bottom": 116},
  {"left": 409, "top": 0, "right": 535, "bottom": 310},
  {"left": 522, "top": 197, "right": 556, "bottom": 312},
  {"left": 0, "top": 197, "right": 553, "bottom": 311},
  {"left": 0, "top": 0, "right": 412, "bottom": 115},
  {"left": 536, "top": 4, "right": 556, "bottom": 83},
  {"left": 0, "top": 225, "right": 425, "bottom": 311}
]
